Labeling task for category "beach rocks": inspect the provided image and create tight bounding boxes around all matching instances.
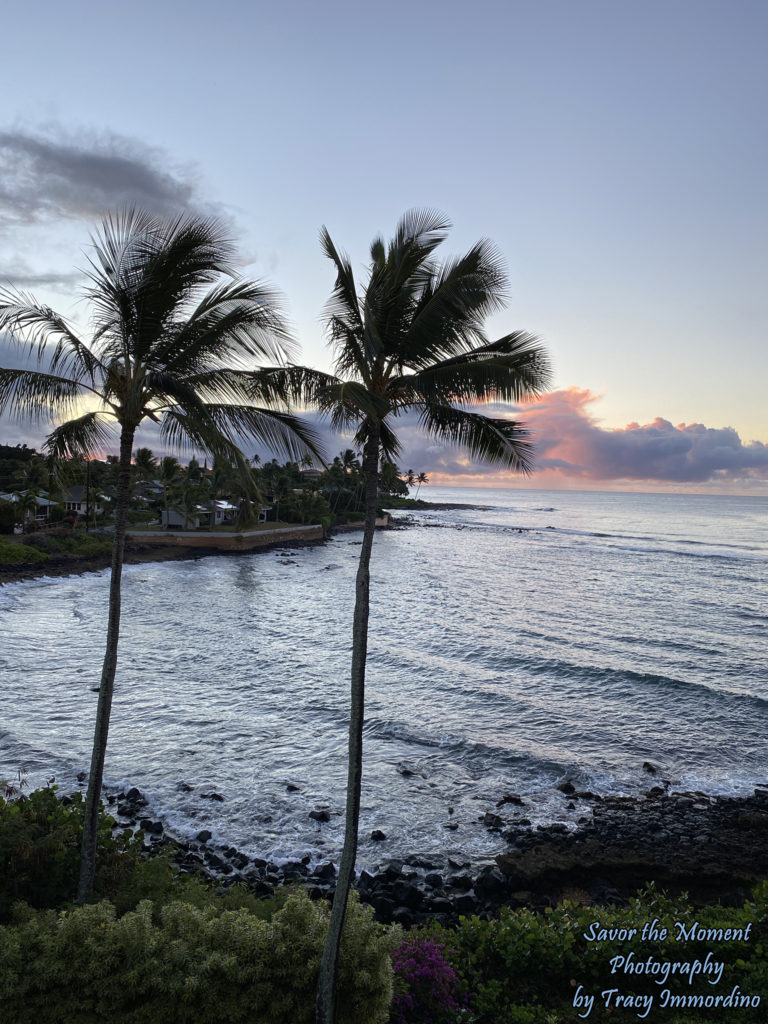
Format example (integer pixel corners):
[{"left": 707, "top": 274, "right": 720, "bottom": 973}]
[
  {"left": 100, "top": 782, "right": 768, "bottom": 927},
  {"left": 496, "top": 790, "right": 768, "bottom": 907},
  {"left": 497, "top": 793, "right": 525, "bottom": 807}
]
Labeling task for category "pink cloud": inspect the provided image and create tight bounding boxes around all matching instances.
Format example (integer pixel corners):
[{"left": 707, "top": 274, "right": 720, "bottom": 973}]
[{"left": 523, "top": 388, "right": 768, "bottom": 484}]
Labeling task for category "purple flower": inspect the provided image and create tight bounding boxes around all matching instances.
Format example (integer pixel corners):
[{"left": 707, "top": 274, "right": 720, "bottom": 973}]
[{"left": 391, "top": 935, "right": 468, "bottom": 1024}]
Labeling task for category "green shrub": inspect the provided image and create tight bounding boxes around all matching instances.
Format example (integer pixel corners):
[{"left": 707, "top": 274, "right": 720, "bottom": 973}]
[
  {"left": 0, "top": 785, "right": 149, "bottom": 920},
  {"left": 424, "top": 884, "right": 768, "bottom": 1023},
  {"left": 0, "top": 893, "right": 398, "bottom": 1023},
  {"left": 21, "top": 529, "right": 111, "bottom": 557},
  {"left": 0, "top": 537, "right": 47, "bottom": 563},
  {"left": 0, "top": 500, "right": 15, "bottom": 535}
]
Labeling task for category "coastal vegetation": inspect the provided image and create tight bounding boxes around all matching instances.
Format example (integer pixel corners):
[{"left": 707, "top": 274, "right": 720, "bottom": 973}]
[
  {"left": 1, "top": 784, "right": 766, "bottom": 1023},
  {"left": 311, "top": 210, "right": 551, "bottom": 1023},
  {"left": 0, "top": 440, "right": 430, "bottom": 547},
  {"left": 0, "top": 210, "right": 320, "bottom": 903}
]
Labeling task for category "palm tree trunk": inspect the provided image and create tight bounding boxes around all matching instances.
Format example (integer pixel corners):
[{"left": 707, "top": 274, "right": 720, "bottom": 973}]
[
  {"left": 77, "top": 425, "right": 135, "bottom": 903},
  {"left": 315, "top": 424, "right": 379, "bottom": 1024}
]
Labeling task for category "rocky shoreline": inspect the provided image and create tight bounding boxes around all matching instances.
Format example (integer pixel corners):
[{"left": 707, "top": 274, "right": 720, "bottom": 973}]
[
  {"left": 103, "top": 780, "right": 768, "bottom": 928},
  {"left": 0, "top": 501, "right": 484, "bottom": 587},
  {"left": 0, "top": 536, "right": 328, "bottom": 586}
]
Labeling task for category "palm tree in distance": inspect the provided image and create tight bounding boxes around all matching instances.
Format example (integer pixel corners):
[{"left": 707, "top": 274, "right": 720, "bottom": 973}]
[
  {"left": 157, "top": 455, "right": 182, "bottom": 524},
  {"left": 313, "top": 209, "right": 551, "bottom": 1024},
  {"left": 0, "top": 209, "right": 321, "bottom": 902},
  {"left": 415, "top": 471, "right": 429, "bottom": 497}
]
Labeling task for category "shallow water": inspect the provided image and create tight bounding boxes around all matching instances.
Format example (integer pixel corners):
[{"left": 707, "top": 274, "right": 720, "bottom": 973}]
[{"left": 1, "top": 487, "right": 766, "bottom": 868}]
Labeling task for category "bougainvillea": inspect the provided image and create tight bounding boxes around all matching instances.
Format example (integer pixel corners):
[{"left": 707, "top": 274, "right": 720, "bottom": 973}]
[{"left": 391, "top": 934, "right": 468, "bottom": 1024}]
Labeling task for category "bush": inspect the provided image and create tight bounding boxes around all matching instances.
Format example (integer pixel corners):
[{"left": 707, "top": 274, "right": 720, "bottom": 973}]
[
  {"left": 0, "top": 500, "right": 15, "bottom": 534},
  {"left": 391, "top": 934, "right": 467, "bottom": 1024},
  {"left": 0, "top": 784, "right": 147, "bottom": 920},
  {"left": 0, "top": 893, "right": 398, "bottom": 1023},
  {"left": 21, "top": 529, "right": 112, "bottom": 557},
  {"left": 424, "top": 885, "right": 768, "bottom": 1023},
  {"left": 0, "top": 537, "right": 47, "bottom": 564}
]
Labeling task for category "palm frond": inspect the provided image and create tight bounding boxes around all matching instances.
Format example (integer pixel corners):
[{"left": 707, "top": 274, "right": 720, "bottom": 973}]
[
  {"left": 418, "top": 403, "right": 536, "bottom": 473},
  {"left": 391, "top": 208, "right": 452, "bottom": 261},
  {"left": 0, "top": 291, "right": 104, "bottom": 383},
  {"left": 84, "top": 210, "right": 241, "bottom": 364},
  {"left": 151, "top": 277, "right": 294, "bottom": 372},
  {"left": 396, "top": 331, "right": 551, "bottom": 404},
  {"left": 349, "top": 416, "right": 401, "bottom": 461},
  {"left": 320, "top": 227, "right": 369, "bottom": 380},
  {"left": 398, "top": 239, "right": 509, "bottom": 367},
  {"left": 44, "top": 411, "right": 117, "bottom": 460},
  {"left": 166, "top": 364, "right": 338, "bottom": 411},
  {"left": 0, "top": 367, "right": 94, "bottom": 422},
  {"left": 313, "top": 380, "right": 390, "bottom": 425},
  {"left": 161, "top": 404, "right": 325, "bottom": 463}
]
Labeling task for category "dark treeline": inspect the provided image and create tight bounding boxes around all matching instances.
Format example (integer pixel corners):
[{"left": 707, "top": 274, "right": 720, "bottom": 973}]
[{"left": 0, "top": 443, "right": 428, "bottom": 534}]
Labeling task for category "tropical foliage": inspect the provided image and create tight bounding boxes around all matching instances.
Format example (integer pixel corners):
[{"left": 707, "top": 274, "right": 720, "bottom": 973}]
[
  {"left": 0, "top": 210, "right": 320, "bottom": 902},
  {"left": 310, "top": 209, "right": 551, "bottom": 1024},
  {"left": 0, "top": 895, "right": 397, "bottom": 1024}
]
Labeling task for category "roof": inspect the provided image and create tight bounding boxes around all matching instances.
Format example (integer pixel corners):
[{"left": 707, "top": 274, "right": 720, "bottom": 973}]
[{"left": 0, "top": 491, "right": 58, "bottom": 507}]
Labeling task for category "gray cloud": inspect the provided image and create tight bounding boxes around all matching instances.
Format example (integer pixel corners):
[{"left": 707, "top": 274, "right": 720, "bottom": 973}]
[
  {"left": 0, "top": 128, "right": 208, "bottom": 223},
  {"left": 524, "top": 389, "right": 768, "bottom": 485},
  {"left": 0, "top": 257, "right": 81, "bottom": 289}
]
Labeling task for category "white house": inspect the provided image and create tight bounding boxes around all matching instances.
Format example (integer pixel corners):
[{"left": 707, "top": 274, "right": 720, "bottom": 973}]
[
  {"left": 63, "top": 485, "right": 107, "bottom": 517},
  {"left": 161, "top": 500, "right": 237, "bottom": 529}
]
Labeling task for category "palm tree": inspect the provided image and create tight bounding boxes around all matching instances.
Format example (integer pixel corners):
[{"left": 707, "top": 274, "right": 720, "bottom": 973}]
[
  {"left": 312, "top": 210, "right": 551, "bottom": 1024},
  {"left": 0, "top": 209, "right": 320, "bottom": 902},
  {"left": 414, "top": 471, "right": 429, "bottom": 498},
  {"left": 157, "top": 455, "right": 182, "bottom": 524}
]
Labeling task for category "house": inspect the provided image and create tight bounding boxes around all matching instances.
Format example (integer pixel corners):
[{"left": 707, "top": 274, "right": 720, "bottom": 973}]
[
  {"left": 0, "top": 491, "right": 59, "bottom": 522},
  {"left": 160, "top": 500, "right": 237, "bottom": 529},
  {"left": 63, "top": 485, "right": 107, "bottom": 518},
  {"left": 160, "top": 500, "right": 273, "bottom": 529}
]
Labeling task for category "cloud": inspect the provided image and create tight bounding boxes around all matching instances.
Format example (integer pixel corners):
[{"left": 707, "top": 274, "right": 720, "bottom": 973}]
[
  {"left": 276, "top": 391, "right": 768, "bottom": 489},
  {"left": 0, "top": 257, "right": 80, "bottom": 290},
  {"left": 2, "top": 377, "right": 766, "bottom": 491},
  {"left": 524, "top": 388, "right": 768, "bottom": 485},
  {"left": 0, "top": 127, "right": 210, "bottom": 223}
]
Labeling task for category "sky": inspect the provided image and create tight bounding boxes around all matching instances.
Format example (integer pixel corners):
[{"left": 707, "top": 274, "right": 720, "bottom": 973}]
[{"left": 0, "top": 0, "right": 765, "bottom": 493}]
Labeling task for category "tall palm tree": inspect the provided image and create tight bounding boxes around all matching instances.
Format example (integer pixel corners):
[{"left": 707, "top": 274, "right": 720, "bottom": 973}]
[
  {"left": 0, "top": 209, "right": 320, "bottom": 902},
  {"left": 312, "top": 210, "right": 551, "bottom": 1024},
  {"left": 414, "top": 471, "right": 428, "bottom": 497}
]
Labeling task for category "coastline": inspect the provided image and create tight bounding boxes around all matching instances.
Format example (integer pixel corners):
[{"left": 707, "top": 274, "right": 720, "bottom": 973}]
[
  {"left": 110, "top": 782, "right": 768, "bottom": 925},
  {"left": 0, "top": 501, "right": 491, "bottom": 587},
  {"left": 6, "top": 492, "right": 765, "bottom": 924},
  {"left": 0, "top": 527, "right": 328, "bottom": 587}
]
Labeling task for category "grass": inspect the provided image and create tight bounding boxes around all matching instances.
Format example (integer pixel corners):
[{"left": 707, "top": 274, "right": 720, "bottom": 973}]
[{"left": 128, "top": 520, "right": 296, "bottom": 533}]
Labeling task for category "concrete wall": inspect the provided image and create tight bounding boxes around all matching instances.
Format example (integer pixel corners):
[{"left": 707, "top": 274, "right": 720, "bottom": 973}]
[{"left": 127, "top": 524, "right": 323, "bottom": 550}]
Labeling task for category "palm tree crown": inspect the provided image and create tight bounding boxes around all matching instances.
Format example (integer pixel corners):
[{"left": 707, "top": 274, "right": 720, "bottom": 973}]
[
  {"left": 313, "top": 209, "right": 551, "bottom": 1024},
  {"left": 0, "top": 209, "right": 316, "bottom": 463},
  {"left": 315, "top": 207, "right": 549, "bottom": 468},
  {"left": 0, "top": 209, "right": 320, "bottom": 903}
]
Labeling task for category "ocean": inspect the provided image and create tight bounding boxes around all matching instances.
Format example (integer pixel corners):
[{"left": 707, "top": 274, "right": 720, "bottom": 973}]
[{"left": 1, "top": 486, "right": 766, "bottom": 869}]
